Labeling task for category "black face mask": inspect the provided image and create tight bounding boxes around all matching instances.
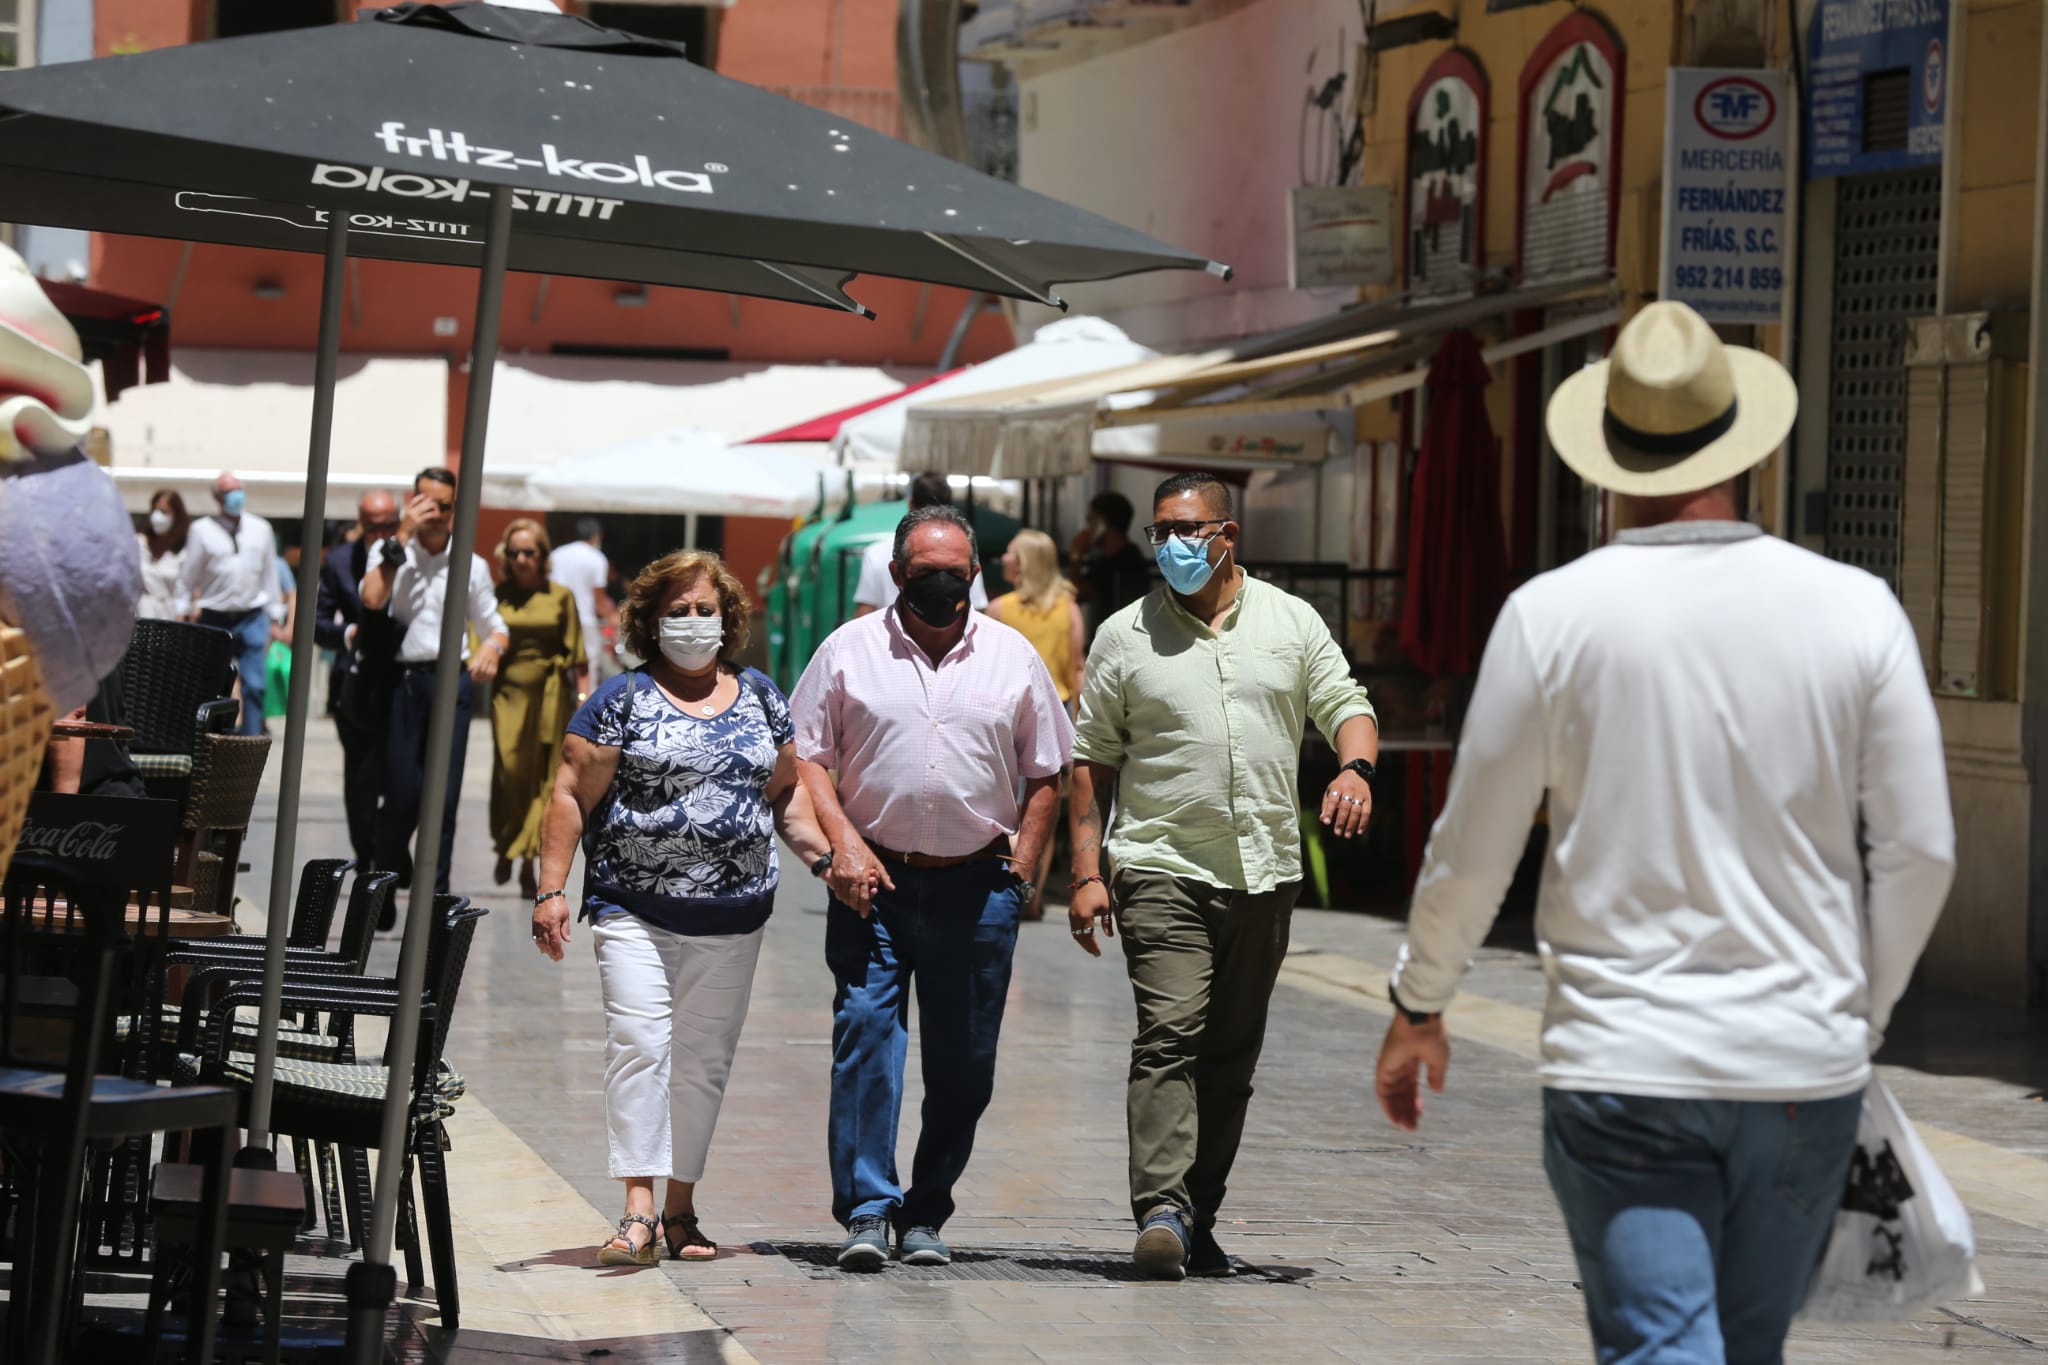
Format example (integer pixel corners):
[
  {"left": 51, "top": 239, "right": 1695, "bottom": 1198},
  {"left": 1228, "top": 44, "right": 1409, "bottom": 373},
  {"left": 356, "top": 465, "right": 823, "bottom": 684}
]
[{"left": 899, "top": 569, "right": 972, "bottom": 627}]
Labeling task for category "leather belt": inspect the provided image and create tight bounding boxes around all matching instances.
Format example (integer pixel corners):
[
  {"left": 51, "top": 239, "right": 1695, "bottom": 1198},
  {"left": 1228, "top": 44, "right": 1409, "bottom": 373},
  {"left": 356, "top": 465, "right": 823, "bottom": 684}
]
[{"left": 868, "top": 836, "right": 1011, "bottom": 870}]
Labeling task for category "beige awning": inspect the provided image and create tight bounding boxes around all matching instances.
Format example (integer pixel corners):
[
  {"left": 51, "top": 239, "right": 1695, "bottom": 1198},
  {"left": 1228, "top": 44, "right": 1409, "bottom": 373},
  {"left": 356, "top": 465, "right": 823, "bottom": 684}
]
[{"left": 900, "top": 277, "right": 1619, "bottom": 478}]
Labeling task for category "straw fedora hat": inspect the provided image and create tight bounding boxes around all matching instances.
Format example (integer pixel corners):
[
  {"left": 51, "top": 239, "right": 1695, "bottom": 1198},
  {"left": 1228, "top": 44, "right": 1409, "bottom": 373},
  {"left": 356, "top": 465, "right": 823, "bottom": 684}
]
[{"left": 1545, "top": 301, "right": 1797, "bottom": 498}]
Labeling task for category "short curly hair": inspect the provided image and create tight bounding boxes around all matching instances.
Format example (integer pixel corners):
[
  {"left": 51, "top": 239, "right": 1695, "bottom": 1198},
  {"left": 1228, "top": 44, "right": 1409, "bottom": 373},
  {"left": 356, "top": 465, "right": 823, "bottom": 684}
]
[{"left": 621, "top": 549, "right": 751, "bottom": 663}]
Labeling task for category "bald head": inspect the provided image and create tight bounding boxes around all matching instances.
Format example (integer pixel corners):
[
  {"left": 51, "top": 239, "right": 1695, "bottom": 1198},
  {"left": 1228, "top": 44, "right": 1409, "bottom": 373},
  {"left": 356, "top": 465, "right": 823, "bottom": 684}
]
[
  {"left": 359, "top": 489, "right": 397, "bottom": 522},
  {"left": 212, "top": 472, "right": 243, "bottom": 498}
]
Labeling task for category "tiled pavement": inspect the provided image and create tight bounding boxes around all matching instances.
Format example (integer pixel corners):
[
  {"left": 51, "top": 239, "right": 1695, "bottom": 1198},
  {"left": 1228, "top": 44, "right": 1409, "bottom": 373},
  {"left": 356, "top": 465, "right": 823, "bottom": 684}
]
[{"left": 234, "top": 721, "right": 2048, "bottom": 1363}]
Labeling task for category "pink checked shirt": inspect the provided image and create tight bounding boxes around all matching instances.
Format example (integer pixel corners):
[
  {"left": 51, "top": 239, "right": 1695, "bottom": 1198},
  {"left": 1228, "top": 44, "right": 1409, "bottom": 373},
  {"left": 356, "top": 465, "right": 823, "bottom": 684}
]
[{"left": 790, "top": 607, "right": 1074, "bottom": 857}]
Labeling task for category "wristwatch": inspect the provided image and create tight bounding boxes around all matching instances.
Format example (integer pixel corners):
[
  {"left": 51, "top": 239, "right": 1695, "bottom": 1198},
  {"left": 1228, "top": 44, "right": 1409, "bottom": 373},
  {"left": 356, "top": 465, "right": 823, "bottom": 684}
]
[
  {"left": 809, "top": 851, "right": 834, "bottom": 879},
  {"left": 1388, "top": 984, "right": 1440, "bottom": 1026},
  {"left": 1341, "top": 757, "right": 1377, "bottom": 784}
]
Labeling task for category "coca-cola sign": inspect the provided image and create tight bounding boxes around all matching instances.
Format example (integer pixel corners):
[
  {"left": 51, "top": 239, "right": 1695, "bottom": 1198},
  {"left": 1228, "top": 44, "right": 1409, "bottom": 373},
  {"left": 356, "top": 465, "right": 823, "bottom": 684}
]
[{"left": 16, "top": 819, "right": 124, "bottom": 862}]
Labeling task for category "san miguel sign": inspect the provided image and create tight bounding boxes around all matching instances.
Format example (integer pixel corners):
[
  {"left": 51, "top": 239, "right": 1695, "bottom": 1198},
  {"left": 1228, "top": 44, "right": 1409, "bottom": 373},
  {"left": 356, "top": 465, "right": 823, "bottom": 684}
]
[
  {"left": 1517, "top": 11, "right": 1626, "bottom": 285},
  {"left": 1405, "top": 49, "right": 1488, "bottom": 297}
]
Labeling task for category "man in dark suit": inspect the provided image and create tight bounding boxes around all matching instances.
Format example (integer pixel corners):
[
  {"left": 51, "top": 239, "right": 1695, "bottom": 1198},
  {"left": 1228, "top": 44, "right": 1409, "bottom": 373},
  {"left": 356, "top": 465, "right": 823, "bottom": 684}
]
[{"left": 316, "top": 489, "right": 399, "bottom": 872}]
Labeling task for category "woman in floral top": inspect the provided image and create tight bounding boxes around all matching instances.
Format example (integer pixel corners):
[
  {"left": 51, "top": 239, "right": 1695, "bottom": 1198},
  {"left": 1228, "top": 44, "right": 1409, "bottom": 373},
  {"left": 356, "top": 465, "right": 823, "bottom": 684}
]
[{"left": 532, "top": 549, "right": 833, "bottom": 1266}]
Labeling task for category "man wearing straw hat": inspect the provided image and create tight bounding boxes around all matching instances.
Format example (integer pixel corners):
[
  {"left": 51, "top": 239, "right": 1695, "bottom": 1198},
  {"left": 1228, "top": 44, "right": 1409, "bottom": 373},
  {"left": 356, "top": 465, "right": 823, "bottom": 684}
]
[{"left": 1373, "top": 302, "right": 1956, "bottom": 1361}]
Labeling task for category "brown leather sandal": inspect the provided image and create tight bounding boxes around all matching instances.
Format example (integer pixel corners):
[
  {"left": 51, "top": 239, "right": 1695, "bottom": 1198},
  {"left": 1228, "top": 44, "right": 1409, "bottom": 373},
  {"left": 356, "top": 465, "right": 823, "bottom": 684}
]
[
  {"left": 663, "top": 1211, "right": 719, "bottom": 1262},
  {"left": 597, "top": 1212, "right": 661, "bottom": 1267}
]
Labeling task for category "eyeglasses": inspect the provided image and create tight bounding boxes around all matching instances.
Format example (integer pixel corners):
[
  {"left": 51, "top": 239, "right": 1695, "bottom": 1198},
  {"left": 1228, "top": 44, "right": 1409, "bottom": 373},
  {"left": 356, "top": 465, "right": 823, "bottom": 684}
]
[
  {"left": 423, "top": 499, "right": 453, "bottom": 514},
  {"left": 1139, "top": 519, "right": 1228, "bottom": 548},
  {"left": 362, "top": 519, "right": 400, "bottom": 536},
  {"left": 506, "top": 548, "right": 540, "bottom": 560}
]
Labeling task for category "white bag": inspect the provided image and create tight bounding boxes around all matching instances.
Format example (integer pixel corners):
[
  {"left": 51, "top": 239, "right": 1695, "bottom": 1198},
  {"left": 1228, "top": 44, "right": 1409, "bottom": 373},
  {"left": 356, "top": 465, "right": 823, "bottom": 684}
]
[{"left": 1800, "top": 1078, "right": 1983, "bottom": 1322}]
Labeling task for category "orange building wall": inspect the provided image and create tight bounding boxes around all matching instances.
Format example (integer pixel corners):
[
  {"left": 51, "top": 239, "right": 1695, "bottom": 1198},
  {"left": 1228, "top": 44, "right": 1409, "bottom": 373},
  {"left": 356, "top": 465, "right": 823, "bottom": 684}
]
[{"left": 88, "top": 0, "right": 1012, "bottom": 371}]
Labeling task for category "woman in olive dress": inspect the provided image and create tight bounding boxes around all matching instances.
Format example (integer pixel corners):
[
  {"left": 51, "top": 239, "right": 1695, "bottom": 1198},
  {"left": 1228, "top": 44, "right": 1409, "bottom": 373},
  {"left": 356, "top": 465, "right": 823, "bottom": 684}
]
[{"left": 490, "top": 518, "right": 586, "bottom": 899}]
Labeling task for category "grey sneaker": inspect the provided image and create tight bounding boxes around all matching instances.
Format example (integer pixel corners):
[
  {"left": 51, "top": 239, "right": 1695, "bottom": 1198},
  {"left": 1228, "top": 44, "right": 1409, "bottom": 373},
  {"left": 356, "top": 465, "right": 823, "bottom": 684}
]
[
  {"left": 896, "top": 1225, "right": 952, "bottom": 1265},
  {"left": 838, "top": 1215, "right": 889, "bottom": 1272},
  {"left": 1133, "top": 1205, "right": 1189, "bottom": 1281},
  {"left": 1188, "top": 1224, "right": 1234, "bottom": 1277}
]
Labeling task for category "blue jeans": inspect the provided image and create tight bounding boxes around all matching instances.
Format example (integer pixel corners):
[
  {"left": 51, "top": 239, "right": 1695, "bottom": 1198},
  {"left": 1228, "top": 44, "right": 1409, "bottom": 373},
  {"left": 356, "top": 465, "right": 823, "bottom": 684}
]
[
  {"left": 1542, "top": 1088, "right": 1863, "bottom": 1365},
  {"left": 825, "top": 858, "right": 1023, "bottom": 1231},
  {"left": 201, "top": 607, "right": 270, "bottom": 736}
]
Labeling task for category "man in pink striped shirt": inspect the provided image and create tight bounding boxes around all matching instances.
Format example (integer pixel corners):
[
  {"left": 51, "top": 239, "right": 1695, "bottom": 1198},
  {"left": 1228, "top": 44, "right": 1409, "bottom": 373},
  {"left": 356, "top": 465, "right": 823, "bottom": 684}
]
[{"left": 792, "top": 505, "right": 1073, "bottom": 1272}]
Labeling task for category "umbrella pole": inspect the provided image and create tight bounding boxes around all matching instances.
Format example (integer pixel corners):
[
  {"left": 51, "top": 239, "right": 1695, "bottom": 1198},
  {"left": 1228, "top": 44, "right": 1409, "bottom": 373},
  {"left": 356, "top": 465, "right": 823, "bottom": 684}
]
[
  {"left": 344, "top": 187, "right": 513, "bottom": 1364},
  {"left": 248, "top": 211, "right": 349, "bottom": 1153}
]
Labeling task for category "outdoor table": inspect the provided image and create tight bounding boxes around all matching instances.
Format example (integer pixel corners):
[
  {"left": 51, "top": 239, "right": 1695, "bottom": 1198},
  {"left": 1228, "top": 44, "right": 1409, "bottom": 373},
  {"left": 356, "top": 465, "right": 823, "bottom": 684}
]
[{"left": 48, "top": 720, "right": 135, "bottom": 741}]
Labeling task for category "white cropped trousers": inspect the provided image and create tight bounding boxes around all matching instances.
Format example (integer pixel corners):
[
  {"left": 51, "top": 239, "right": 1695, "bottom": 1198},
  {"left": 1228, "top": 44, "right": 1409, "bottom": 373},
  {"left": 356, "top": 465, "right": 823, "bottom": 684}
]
[{"left": 591, "top": 911, "right": 765, "bottom": 1182}]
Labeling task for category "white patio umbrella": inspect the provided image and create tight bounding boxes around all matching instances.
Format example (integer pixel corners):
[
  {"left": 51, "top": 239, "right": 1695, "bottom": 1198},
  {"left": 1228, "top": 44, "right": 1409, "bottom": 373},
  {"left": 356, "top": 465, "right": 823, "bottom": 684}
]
[{"left": 528, "top": 425, "right": 839, "bottom": 548}]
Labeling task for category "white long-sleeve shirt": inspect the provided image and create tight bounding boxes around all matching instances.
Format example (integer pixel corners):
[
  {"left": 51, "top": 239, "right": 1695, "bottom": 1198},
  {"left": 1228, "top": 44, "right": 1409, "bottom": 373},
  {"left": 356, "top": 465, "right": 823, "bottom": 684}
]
[
  {"left": 366, "top": 538, "right": 507, "bottom": 664},
  {"left": 181, "top": 512, "right": 280, "bottom": 616},
  {"left": 1393, "top": 522, "right": 1955, "bottom": 1102}
]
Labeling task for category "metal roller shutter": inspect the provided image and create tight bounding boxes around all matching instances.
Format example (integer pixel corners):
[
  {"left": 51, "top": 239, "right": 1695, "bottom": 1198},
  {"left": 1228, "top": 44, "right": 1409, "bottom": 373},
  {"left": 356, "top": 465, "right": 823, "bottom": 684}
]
[{"left": 1825, "top": 168, "right": 1942, "bottom": 591}]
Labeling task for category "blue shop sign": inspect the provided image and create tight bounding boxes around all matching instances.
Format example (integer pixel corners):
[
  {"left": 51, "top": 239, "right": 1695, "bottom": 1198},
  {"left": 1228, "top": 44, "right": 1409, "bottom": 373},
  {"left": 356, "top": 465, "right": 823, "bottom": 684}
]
[{"left": 1805, "top": 0, "right": 1947, "bottom": 179}]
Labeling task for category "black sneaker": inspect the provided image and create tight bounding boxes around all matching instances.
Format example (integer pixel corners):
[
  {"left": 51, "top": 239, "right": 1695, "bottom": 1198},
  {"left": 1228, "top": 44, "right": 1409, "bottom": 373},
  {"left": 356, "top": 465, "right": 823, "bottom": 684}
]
[
  {"left": 1188, "top": 1224, "right": 1234, "bottom": 1277},
  {"left": 896, "top": 1225, "right": 951, "bottom": 1265},
  {"left": 1133, "top": 1205, "right": 1189, "bottom": 1281},
  {"left": 838, "top": 1215, "right": 889, "bottom": 1272}
]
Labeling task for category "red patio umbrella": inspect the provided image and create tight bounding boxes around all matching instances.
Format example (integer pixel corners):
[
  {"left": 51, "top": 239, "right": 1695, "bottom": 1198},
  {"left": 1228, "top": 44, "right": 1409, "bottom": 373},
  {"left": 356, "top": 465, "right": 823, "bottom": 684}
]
[
  {"left": 743, "top": 368, "right": 964, "bottom": 445},
  {"left": 1397, "top": 329, "right": 1508, "bottom": 676}
]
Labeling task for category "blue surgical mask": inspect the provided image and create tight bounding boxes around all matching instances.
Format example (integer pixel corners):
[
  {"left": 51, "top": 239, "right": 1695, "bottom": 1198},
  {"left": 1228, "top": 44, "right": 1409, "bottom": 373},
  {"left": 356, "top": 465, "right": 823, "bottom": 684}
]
[
  {"left": 221, "top": 489, "right": 246, "bottom": 516},
  {"left": 1155, "top": 533, "right": 1220, "bottom": 595}
]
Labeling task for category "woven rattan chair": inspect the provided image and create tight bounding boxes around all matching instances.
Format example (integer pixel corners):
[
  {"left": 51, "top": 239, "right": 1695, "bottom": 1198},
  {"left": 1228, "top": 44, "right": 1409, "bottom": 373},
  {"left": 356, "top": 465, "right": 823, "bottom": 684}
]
[
  {"left": 118, "top": 619, "right": 239, "bottom": 808},
  {"left": 174, "top": 733, "right": 271, "bottom": 919},
  {"left": 186, "top": 898, "right": 487, "bottom": 1327}
]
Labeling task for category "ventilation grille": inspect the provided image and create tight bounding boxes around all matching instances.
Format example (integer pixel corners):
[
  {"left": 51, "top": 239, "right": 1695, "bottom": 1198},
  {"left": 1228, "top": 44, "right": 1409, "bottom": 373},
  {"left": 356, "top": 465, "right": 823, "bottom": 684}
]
[{"left": 1825, "top": 168, "right": 1942, "bottom": 590}]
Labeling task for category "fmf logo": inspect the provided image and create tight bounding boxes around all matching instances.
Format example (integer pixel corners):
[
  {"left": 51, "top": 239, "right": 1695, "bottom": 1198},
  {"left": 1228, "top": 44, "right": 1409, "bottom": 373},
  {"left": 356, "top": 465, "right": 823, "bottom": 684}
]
[
  {"left": 1923, "top": 39, "right": 1944, "bottom": 114},
  {"left": 371, "top": 122, "right": 715, "bottom": 194},
  {"left": 1694, "top": 76, "right": 1776, "bottom": 140}
]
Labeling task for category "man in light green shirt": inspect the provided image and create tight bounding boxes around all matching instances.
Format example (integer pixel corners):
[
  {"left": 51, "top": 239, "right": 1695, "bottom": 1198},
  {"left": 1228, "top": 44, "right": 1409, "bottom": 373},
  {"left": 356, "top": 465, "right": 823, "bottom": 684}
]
[{"left": 1067, "top": 472, "right": 1378, "bottom": 1281}]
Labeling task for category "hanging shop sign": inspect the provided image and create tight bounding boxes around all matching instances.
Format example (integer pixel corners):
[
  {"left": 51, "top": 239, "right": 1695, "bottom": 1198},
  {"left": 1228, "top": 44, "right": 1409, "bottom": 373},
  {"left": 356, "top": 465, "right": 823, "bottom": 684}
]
[
  {"left": 1660, "top": 68, "right": 1791, "bottom": 324},
  {"left": 1517, "top": 11, "right": 1626, "bottom": 286},
  {"left": 1405, "top": 49, "right": 1488, "bottom": 298},
  {"left": 1805, "top": 0, "right": 1947, "bottom": 179},
  {"left": 1287, "top": 184, "right": 1396, "bottom": 289}
]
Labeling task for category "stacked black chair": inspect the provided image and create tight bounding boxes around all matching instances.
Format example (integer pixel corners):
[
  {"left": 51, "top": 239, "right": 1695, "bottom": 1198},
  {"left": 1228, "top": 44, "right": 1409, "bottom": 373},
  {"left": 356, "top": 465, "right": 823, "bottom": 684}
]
[
  {"left": 0, "top": 793, "right": 236, "bottom": 1363},
  {"left": 185, "top": 897, "right": 487, "bottom": 1327}
]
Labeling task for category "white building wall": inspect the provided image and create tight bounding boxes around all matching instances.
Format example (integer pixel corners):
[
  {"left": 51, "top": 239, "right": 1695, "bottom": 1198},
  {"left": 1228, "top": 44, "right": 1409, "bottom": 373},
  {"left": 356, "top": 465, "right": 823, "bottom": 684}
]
[{"left": 1014, "top": 0, "right": 1370, "bottom": 350}]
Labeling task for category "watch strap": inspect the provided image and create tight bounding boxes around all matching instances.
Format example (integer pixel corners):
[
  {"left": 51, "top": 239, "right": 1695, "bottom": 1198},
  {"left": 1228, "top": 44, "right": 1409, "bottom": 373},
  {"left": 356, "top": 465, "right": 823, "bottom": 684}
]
[
  {"left": 1342, "top": 757, "right": 1377, "bottom": 783},
  {"left": 1388, "top": 984, "right": 1440, "bottom": 1026}
]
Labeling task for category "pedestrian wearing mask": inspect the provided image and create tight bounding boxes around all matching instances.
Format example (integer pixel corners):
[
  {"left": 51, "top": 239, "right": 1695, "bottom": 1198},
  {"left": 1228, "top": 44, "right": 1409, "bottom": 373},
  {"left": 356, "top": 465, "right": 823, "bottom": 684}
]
[
  {"left": 182, "top": 471, "right": 283, "bottom": 735},
  {"left": 137, "top": 488, "right": 191, "bottom": 621},
  {"left": 1068, "top": 472, "right": 1378, "bottom": 1280},
  {"left": 531, "top": 550, "right": 831, "bottom": 1266},
  {"left": 791, "top": 506, "right": 1072, "bottom": 1271},
  {"left": 317, "top": 488, "right": 400, "bottom": 869}
]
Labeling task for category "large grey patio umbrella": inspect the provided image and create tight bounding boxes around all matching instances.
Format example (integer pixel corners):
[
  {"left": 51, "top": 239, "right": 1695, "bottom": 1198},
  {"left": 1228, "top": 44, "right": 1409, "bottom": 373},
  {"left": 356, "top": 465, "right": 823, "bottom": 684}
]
[{"left": 0, "top": 2, "right": 1226, "bottom": 1353}]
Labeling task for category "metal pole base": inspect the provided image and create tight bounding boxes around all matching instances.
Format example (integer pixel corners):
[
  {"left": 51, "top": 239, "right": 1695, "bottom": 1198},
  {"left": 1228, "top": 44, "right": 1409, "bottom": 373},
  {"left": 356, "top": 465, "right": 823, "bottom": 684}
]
[{"left": 343, "top": 1261, "right": 397, "bottom": 1365}]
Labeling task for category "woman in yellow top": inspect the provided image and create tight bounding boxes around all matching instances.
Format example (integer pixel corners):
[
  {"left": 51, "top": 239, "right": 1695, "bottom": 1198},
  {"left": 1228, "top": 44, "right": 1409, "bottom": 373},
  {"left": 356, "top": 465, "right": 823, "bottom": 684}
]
[
  {"left": 491, "top": 518, "right": 587, "bottom": 900},
  {"left": 988, "top": 528, "right": 1085, "bottom": 920}
]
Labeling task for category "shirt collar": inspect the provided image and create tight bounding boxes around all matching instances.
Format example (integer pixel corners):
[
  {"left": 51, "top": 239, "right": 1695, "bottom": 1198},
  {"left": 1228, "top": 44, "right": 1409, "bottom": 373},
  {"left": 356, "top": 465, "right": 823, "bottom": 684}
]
[
  {"left": 1613, "top": 520, "right": 1765, "bottom": 547},
  {"left": 1161, "top": 567, "right": 1252, "bottom": 636},
  {"left": 883, "top": 599, "right": 979, "bottom": 664}
]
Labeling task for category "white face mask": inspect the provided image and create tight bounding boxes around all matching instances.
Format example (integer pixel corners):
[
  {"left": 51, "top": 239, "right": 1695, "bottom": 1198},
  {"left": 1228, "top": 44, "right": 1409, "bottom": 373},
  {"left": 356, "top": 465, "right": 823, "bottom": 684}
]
[
  {"left": 148, "top": 508, "right": 174, "bottom": 536},
  {"left": 658, "top": 615, "right": 723, "bottom": 671}
]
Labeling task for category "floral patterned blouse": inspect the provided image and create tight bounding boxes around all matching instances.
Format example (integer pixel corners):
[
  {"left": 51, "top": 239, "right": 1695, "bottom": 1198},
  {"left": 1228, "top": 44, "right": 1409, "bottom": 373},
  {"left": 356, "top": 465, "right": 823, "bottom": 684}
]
[{"left": 566, "top": 665, "right": 793, "bottom": 936}]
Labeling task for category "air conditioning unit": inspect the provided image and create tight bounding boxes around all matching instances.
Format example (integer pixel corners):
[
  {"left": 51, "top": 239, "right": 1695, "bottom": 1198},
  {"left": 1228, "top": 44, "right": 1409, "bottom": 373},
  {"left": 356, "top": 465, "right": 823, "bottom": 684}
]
[{"left": 1899, "top": 312, "right": 2029, "bottom": 698}]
